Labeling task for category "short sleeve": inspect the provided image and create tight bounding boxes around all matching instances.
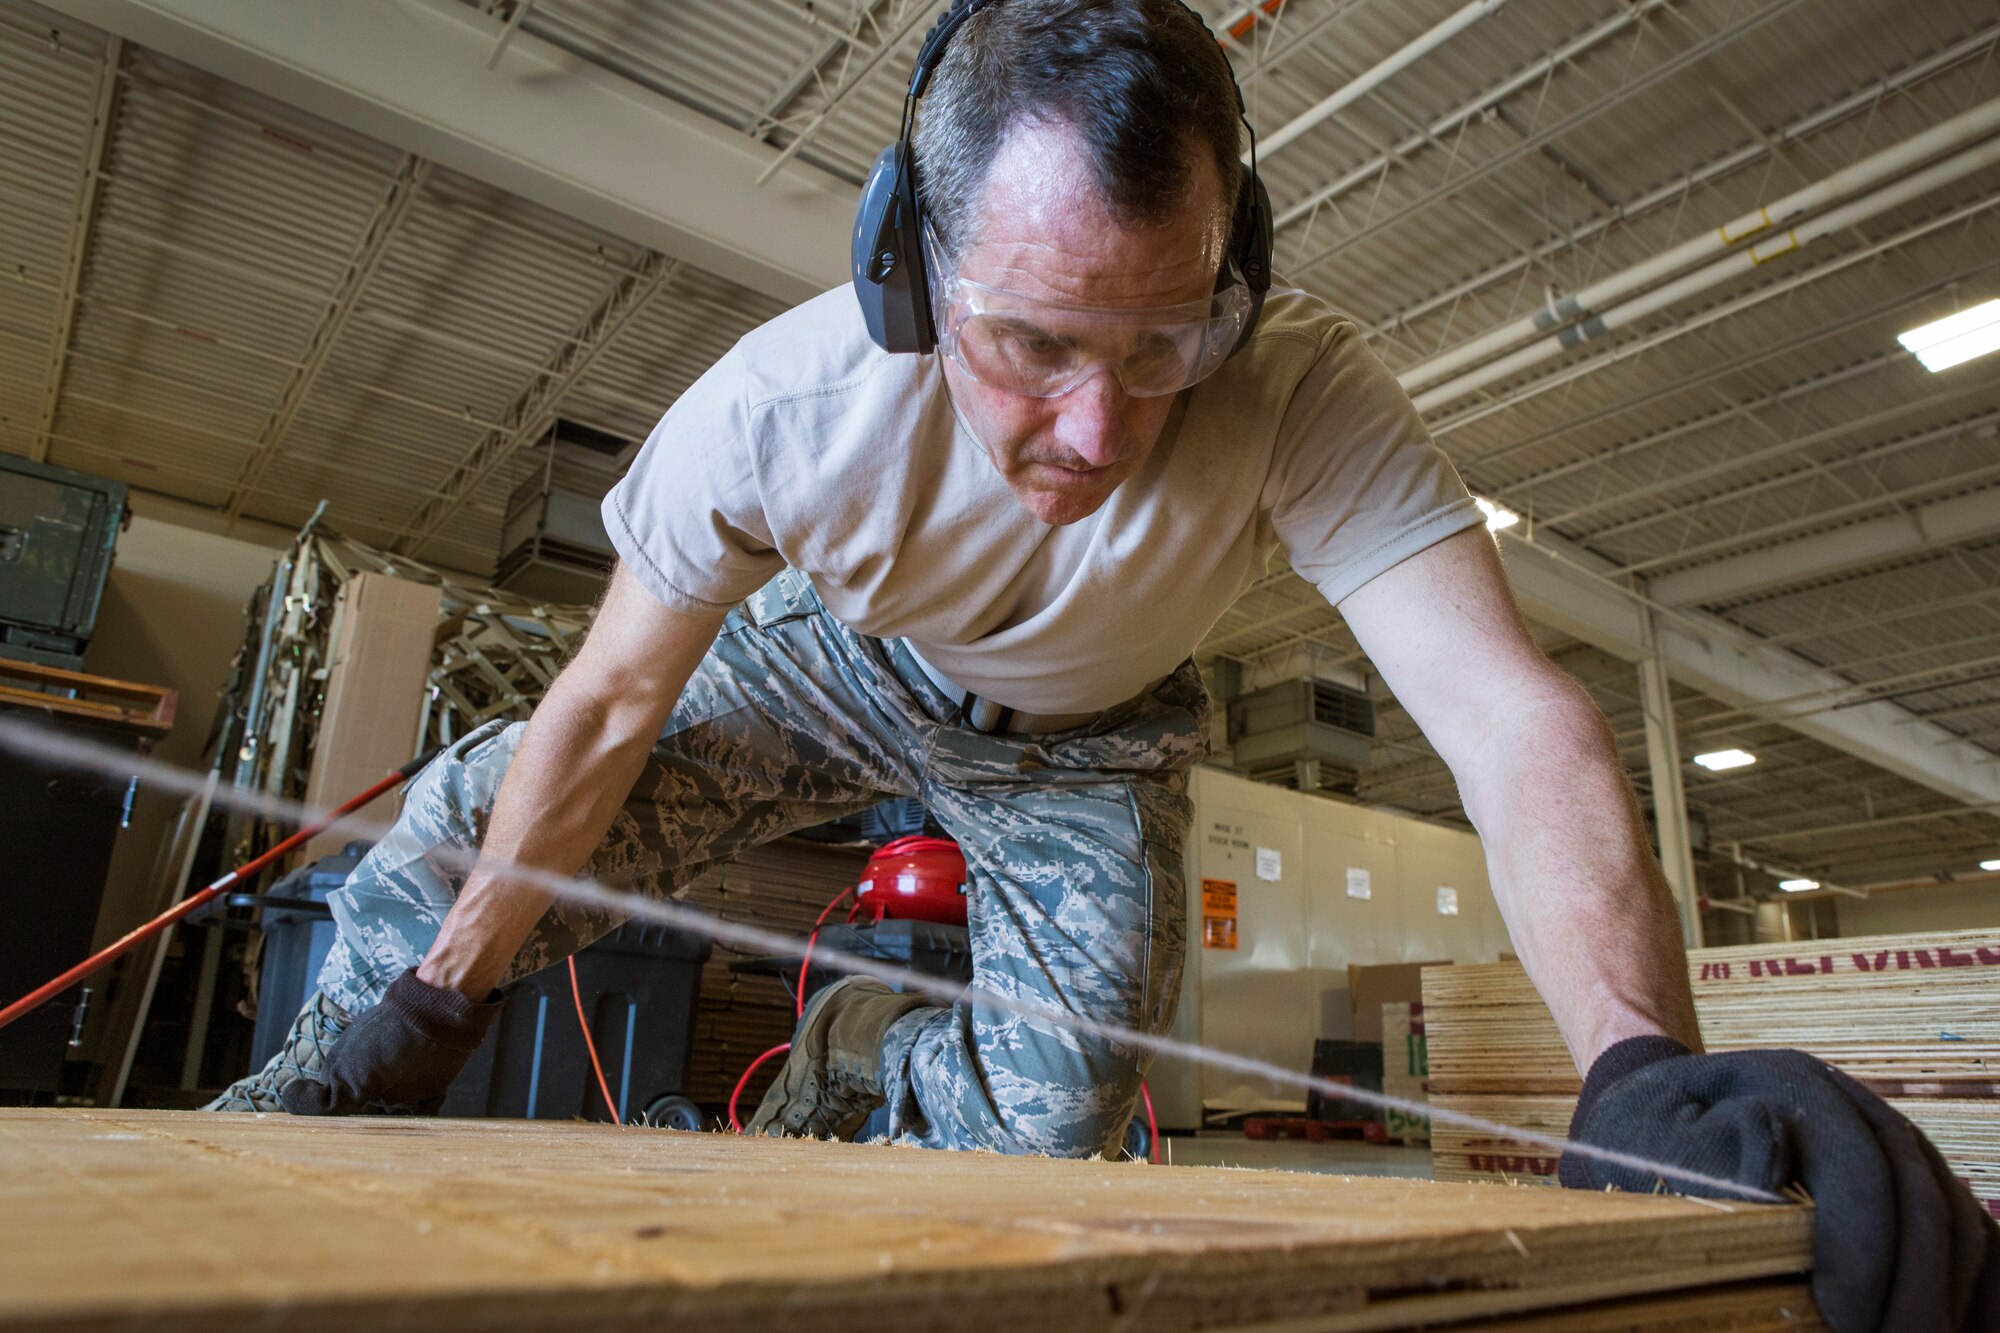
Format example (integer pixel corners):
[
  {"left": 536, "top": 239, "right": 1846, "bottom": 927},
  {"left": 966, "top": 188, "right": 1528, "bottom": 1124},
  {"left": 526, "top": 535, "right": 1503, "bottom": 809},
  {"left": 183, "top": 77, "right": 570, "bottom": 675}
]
[
  {"left": 1265, "top": 320, "right": 1481, "bottom": 607},
  {"left": 601, "top": 345, "right": 786, "bottom": 614}
]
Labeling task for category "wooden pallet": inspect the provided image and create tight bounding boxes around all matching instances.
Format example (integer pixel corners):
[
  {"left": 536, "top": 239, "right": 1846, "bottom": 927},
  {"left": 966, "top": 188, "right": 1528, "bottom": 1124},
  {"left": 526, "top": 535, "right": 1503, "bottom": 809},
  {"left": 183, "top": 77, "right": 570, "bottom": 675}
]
[
  {"left": 0, "top": 1109, "right": 1819, "bottom": 1331},
  {"left": 1242, "top": 1115, "right": 1389, "bottom": 1143}
]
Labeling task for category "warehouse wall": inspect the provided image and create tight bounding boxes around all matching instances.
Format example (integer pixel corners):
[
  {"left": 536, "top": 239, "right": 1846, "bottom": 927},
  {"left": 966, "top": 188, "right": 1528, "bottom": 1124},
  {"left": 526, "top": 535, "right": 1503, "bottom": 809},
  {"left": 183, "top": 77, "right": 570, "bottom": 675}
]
[
  {"left": 83, "top": 513, "right": 281, "bottom": 959},
  {"left": 1838, "top": 881, "right": 2000, "bottom": 936}
]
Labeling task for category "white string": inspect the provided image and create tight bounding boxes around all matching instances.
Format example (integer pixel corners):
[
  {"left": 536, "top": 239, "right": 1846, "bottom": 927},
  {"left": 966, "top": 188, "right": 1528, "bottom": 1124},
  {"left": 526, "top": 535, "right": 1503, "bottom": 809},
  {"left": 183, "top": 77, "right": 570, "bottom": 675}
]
[{"left": 0, "top": 716, "right": 1783, "bottom": 1204}]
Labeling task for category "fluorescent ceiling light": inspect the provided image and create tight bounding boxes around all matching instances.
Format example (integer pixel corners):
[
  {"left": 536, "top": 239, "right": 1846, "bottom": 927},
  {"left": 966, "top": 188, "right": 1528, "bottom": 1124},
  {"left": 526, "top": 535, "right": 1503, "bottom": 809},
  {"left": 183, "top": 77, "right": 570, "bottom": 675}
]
[
  {"left": 1692, "top": 748, "right": 1756, "bottom": 771},
  {"left": 1474, "top": 497, "right": 1519, "bottom": 532},
  {"left": 1982, "top": 858, "right": 2000, "bottom": 872},
  {"left": 1897, "top": 299, "right": 2000, "bottom": 372},
  {"left": 1778, "top": 878, "right": 1820, "bottom": 893}
]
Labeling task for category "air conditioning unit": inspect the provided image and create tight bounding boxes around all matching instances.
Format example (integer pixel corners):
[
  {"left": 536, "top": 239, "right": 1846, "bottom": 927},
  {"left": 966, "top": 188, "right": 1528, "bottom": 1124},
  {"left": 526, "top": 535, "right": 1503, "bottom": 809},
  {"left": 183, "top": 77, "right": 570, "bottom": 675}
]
[
  {"left": 494, "top": 420, "right": 632, "bottom": 605},
  {"left": 1226, "top": 678, "right": 1376, "bottom": 793}
]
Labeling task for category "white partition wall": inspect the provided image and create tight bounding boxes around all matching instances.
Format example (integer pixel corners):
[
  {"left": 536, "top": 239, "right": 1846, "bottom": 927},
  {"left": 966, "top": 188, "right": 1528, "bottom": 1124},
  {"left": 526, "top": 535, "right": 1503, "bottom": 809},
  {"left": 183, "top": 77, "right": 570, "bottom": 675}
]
[
  {"left": 1155, "top": 766, "right": 1511, "bottom": 1127},
  {"left": 1182, "top": 773, "right": 1314, "bottom": 1118}
]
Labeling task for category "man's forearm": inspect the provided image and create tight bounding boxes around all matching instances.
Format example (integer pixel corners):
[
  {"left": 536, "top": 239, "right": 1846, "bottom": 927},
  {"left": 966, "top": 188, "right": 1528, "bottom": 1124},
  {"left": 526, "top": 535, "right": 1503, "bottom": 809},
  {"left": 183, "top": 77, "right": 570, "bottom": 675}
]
[
  {"left": 411, "top": 569, "right": 725, "bottom": 999},
  {"left": 1457, "top": 681, "right": 1701, "bottom": 1070},
  {"left": 414, "top": 677, "right": 673, "bottom": 997}
]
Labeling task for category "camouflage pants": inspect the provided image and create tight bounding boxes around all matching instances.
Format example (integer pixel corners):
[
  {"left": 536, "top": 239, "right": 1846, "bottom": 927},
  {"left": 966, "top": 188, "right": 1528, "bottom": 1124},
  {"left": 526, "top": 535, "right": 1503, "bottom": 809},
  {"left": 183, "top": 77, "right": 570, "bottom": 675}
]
[{"left": 317, "top": 568, "right": 1207, "bottom": 1156}]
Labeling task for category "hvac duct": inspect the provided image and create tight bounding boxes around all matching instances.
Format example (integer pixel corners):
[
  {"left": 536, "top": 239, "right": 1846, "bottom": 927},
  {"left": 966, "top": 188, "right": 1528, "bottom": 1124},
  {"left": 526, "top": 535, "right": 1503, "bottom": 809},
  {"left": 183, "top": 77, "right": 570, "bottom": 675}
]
[
  {"left": 1226, "top": 678, "right": 1377, "bottom": 792},
  {"left": 1399, "top": 95, "right": 2000, "bottom": 398}
]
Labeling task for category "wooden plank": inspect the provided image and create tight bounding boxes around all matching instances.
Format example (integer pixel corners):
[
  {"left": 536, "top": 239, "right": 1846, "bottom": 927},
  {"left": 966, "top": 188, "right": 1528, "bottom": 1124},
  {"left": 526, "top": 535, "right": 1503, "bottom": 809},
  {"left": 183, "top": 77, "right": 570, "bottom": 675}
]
[{"left": 0, "top": 1109, "right": 1816, "bottom": 1331}]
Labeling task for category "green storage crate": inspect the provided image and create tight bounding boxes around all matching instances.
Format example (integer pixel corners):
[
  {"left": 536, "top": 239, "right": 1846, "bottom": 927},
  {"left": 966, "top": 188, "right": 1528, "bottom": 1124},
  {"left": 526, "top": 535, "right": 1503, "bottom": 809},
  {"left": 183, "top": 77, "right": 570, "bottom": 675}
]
[{"left": 0, "top": 455, "right": 128, "bottom": 670}]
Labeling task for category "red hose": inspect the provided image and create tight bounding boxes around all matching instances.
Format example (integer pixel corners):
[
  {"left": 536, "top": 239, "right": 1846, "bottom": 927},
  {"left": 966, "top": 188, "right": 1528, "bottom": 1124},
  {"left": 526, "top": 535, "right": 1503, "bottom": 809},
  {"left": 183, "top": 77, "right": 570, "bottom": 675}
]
[
  {"left": 726, "top": 882, "right": 861, "bottom": 1133},
  {"left": 0, "top": 749, "right": 438, "bottom": 1032},
  {"left": 1139, "top": 1079, "right": 1160, "bottom": 1165},
  {"left": 727, "top": 1042, "right": 791, "bottom": 1132},
  {"left": 793, "top": 886, "right": 854, "bottom": 1019}
]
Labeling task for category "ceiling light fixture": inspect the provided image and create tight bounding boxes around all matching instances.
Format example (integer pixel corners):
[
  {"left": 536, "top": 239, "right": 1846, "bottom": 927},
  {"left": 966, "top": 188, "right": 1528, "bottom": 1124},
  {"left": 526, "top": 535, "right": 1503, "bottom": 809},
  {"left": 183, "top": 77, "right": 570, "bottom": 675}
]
[
  {"left": 1778, "top": 878, "right": 1820, "bottom": 893},
  {"left": 1897, "top": 299, "right": 2000, "bottom": 372},
  {"left": 1692, "top": 748, "right": 1756, "bottom": 771},
  {"left": 1982, "top": 858, "right": 2000, "bottom": 872},
  {"left": 1474, "top": 497, "right": 1520, "bottom": 532}
]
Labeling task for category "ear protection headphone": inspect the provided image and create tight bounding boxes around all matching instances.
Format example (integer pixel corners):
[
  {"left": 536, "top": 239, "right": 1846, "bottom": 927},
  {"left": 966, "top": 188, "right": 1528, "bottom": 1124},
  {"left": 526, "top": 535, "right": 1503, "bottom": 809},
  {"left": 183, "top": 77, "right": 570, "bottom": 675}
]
[{"left": 851, "top": 0, "right": 1273, "bottom": 359}]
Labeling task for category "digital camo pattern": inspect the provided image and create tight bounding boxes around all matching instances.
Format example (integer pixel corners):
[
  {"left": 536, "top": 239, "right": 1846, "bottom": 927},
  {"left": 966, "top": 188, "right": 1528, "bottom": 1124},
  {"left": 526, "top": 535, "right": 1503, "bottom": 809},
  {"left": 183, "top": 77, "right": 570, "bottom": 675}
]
[{"left": 269, "top": 568, "right": 1207, "bottom": 1156}]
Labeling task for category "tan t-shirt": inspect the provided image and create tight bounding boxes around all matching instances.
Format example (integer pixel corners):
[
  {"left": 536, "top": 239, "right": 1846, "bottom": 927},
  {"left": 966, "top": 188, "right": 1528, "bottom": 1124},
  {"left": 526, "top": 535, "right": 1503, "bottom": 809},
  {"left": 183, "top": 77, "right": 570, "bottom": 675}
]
[{"left": 603, "top": 284, "right": 1479, "bottom": 713}]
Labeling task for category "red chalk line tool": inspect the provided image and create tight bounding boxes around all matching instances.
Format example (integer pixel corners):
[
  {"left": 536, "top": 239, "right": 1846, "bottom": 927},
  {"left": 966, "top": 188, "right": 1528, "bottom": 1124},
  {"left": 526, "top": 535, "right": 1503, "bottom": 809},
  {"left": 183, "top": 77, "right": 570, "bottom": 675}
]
[{"left": 0, "top": 748, "right": 441, "bottom": 1032}]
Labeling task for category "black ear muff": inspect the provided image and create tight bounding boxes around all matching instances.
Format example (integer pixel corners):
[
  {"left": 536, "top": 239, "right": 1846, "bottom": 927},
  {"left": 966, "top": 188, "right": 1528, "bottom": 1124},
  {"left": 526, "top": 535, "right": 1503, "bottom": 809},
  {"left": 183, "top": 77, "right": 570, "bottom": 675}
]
[
  {"left": 1225, "top": 162, "right": 1273, "bottom": 357},
  {"left": 852, "top": 0, "right": 993, "bottom": 356},
  {"left": 853, "top": 140, "right": 935, "bottom": 354}
]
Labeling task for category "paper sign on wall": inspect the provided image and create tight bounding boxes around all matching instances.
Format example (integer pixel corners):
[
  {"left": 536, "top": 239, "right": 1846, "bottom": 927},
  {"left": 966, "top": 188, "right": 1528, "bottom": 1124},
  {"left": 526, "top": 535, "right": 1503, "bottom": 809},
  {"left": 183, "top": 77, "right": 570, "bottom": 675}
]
[
  {"left": 1346, "top": 867, "right": 1372, "bottom": 900},
  {"left": 1436, "top": 886, "right": 1459, "bottom": 917},
  {"left": 1201, "top": 878, "right": 1239, "bottom": 950},
  {"left": 1255, "top": 847, "right": 1281, "bottom": 881}
]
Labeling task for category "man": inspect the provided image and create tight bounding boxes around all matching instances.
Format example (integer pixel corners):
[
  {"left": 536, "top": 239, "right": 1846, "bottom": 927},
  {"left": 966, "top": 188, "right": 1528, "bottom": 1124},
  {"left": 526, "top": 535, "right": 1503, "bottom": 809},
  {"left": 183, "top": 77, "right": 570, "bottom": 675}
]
[{"left": 213, "top": 3, "right": 1991, "bottom": 1328}]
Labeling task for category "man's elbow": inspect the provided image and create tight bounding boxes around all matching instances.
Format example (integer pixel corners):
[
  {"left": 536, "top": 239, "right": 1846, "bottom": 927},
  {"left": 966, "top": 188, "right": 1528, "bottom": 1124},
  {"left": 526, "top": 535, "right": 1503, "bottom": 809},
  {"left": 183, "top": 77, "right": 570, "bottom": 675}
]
[
  {"left": 536, "top": 656, "right": 681, "bottom": 748},
  {"left": 1447, "top": 671, "right": 1621, "bottom": 827}
]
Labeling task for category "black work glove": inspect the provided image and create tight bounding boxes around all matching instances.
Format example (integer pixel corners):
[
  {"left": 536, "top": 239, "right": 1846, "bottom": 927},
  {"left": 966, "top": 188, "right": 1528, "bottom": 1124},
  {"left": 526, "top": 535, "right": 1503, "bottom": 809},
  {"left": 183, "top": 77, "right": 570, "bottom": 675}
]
[
  {"left": 279, "top": 968, "right": 501, "bottom": 1116},
  {"left": 1560, "top": 1036, "right": 1999, "bottom": 1333}
]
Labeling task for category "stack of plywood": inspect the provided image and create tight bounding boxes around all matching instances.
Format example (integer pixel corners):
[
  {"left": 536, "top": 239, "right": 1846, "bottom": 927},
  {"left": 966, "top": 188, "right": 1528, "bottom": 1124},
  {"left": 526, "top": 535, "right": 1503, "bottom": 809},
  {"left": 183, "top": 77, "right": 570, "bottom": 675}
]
[
  {"left": 676, "top": 839, "right": 872, "bottom": 1107},
  {"left": 1424, "top": 928, "right": 2000, "bottom": 1217},
  {"left": 0, "top": 1109, "right": 1824, "bottom": 1330}
]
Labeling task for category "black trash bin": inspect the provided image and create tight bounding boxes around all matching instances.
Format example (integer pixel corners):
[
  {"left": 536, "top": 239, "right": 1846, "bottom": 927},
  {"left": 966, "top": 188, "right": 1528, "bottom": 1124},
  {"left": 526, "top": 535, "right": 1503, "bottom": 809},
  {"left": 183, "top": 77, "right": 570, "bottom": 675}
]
[{"left": 234, "top": 848, "right": 709, "bottom": 1126}]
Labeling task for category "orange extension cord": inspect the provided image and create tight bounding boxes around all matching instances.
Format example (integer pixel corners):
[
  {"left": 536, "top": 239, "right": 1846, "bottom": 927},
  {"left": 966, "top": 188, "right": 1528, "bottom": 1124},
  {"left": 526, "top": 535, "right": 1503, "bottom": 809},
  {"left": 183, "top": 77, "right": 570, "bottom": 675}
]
[{"left": 568, "top": 956, "right": 620, "bottom": 1121}]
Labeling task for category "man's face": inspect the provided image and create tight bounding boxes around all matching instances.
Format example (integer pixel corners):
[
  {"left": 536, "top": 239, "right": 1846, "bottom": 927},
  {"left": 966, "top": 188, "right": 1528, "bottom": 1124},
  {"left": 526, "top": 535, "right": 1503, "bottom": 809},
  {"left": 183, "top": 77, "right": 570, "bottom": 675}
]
[{"left": 939, "top": 120, "right": 1227, "bottom": 526}]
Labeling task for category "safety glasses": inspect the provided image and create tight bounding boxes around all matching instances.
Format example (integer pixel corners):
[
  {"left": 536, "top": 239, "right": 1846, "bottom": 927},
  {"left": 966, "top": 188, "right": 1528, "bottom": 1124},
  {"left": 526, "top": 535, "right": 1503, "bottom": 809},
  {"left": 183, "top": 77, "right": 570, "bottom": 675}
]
[{"left": 928, "top": 233, "right": 1252, "bottom": 399}]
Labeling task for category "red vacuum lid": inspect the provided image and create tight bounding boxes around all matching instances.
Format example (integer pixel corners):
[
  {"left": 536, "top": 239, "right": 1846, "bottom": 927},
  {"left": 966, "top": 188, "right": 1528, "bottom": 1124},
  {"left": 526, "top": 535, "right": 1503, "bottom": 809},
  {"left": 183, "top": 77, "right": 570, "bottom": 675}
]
[{"left": 855, "top": 835, "right": 968, "bottom": 926}]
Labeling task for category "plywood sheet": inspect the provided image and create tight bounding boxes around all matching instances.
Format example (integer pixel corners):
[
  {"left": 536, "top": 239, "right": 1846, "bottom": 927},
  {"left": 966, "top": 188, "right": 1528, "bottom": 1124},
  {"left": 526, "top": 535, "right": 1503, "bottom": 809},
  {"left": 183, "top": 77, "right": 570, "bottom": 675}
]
[
  {"left": 1433, "top": 1092, "right": 2000, "bottom": 1220},
  {"left": 1422, "top": 929, "right": 2000, "bottom": 1096},
  {"left": 0, "top": 1110, "right": 1816, "bottom": 1331}
]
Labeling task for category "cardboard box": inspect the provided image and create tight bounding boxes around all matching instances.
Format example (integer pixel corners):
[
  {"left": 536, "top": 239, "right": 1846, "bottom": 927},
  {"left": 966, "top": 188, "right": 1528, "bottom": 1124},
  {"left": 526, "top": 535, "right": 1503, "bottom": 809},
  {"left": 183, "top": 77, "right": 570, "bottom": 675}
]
[
  {"left": 1347, "top": 960, "right": 1448, "bottom": 1044},
  {"left": 1381, "top": 1000, "right": 1430, "bottom": 1143},
  {"left": 300, "top": 573, "right": 442, "bottom": 863}
]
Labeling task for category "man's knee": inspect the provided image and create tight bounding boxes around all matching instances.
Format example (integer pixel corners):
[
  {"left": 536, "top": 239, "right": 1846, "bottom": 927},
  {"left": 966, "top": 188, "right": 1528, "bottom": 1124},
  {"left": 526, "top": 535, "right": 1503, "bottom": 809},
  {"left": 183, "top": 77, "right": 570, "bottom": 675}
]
[
  {"left": 965, "top": 1030, "right": 1146, "bottom": 1158},
  {"left": 997, "top": 1081, "right": 1141, "bottom": 1159}
]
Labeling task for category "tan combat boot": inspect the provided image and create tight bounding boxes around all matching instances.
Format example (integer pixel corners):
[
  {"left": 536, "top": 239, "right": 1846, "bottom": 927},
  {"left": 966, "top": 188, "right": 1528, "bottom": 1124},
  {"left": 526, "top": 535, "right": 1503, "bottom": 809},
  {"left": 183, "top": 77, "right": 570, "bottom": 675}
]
[
  {"left": 747, "top": 976, "right": 928, "bottom": 1139},
  {"left": 202, "top": 990, "right": 352, "bottom": 1112}
]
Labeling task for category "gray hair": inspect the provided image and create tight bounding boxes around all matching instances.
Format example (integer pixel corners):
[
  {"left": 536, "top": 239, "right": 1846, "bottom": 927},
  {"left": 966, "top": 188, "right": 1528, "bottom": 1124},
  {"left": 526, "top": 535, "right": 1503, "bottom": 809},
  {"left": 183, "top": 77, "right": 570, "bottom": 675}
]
[{"left": 912, "top": 0, "right": 1244, "bottom": 260}]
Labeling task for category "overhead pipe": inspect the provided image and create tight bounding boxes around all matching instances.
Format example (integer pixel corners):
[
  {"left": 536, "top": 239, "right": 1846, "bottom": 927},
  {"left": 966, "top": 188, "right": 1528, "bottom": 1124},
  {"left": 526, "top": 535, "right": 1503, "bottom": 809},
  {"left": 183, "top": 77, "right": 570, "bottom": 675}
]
[
  {"left": 1718, "top": 844, "right": 1866, "bottom": 901},
  {"left": 1410, "top": 127, "right": 2000, "bottom": 413},
  {"left": 1250, "top": 0, "right": 1510, "bottom": 163},
  {"left": 1400, "top": 95, "right": 2000, "bottom": 395},
  {"left": 1359, "top": 24, "right": 2000, "bottom": 341},
  {"left": 1275, "top": 0, "right": 1666, "bottom": 231},
  {"left": 1428, "top": 190, "right": 2000, "bottom": 437}
]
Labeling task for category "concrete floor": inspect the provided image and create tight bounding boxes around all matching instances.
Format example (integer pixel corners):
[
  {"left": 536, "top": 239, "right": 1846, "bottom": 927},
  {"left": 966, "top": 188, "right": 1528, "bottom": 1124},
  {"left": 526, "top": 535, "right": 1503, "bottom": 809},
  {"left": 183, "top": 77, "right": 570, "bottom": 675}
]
[{"left": 1159, "top": 1132, "right": 1433, "bottom": 1179}]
